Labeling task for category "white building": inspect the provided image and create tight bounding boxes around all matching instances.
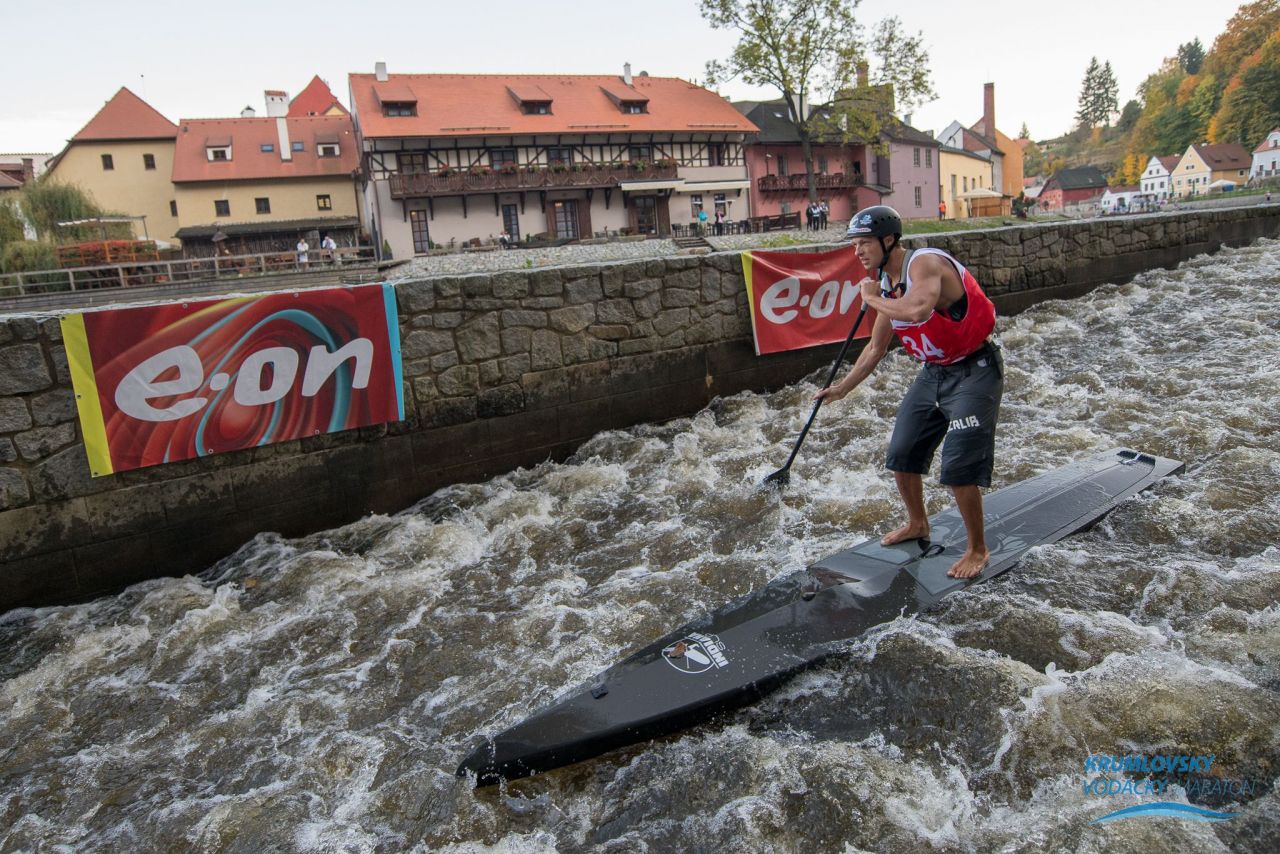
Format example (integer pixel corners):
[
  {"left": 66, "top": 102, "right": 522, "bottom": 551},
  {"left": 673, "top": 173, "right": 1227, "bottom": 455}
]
[
  {"left": 1253, "top": 128, "right": 1280, "bottom": 181},
  {"left": 1140, "top": 154, "right": 1179, "bottom": 201},
  {"left": 1099, "top": 186, "right": 1142, "bottom": 214}
]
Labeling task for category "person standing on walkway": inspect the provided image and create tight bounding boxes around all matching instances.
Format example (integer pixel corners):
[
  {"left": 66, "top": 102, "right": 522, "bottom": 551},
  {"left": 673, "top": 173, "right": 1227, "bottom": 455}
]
[
  {"left": 938, "top": 200, "right": 947, "bottom": 220},
  {"left": 819, "top": 200, "right": 830, "bottom": 230},
  {"left": 296, "top": 236, "right": 310, "bottom": 267},
  {"left": 321, "top": 233, "right": 338, "bottom": 264},
  {"left": 815, "top": 205, "right": 1003, "bottom": 579}
]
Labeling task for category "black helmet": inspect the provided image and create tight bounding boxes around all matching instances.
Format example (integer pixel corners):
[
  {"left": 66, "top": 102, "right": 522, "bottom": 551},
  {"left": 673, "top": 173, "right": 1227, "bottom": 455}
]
[{"left": 847, "top": 205, "right": 902, "bottom": 239}]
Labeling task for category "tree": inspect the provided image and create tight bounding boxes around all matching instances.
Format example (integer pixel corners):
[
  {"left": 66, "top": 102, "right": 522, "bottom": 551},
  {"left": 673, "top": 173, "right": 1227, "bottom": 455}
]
[
  {"left": 1076, "top": 57, "right": 1103, "bottom": 129},
  {"left": 1210, "top": 29, "right": 1280, "bottom": 144},
  {"left": 1097, "top": 61, "right": 1120, "bottom": 126},
  {"left": 1117, "top": 99, "right": 1142, "bottom": 133},
  {"left": 1178, "top": 39, "right": 1206, "bottom": 74},
  {"left": 701, "top": 0, "right": 935, "bottom": 203},
  {"left": 0, "top": 201, "right": 24, "bottom": 249},
  {"left": 1021, "top": 139, "right": 1047, "bottom": 178},
  {"left": 18, "top": 178, "right": 126, "bottom": 243},
  {"left": 1018, "top": 122, "right": 1030, "bottom": 140}
]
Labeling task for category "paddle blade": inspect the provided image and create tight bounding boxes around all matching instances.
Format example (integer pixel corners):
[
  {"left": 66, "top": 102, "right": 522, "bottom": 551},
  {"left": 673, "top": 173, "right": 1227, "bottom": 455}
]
[{"left": 762, "top": 467, "right": 790, "bottom": 489}]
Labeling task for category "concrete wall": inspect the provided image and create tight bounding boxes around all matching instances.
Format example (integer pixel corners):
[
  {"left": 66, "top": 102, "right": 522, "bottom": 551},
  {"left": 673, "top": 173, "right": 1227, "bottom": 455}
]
[{"left": 2, "top": 205, "right": 1278, "bottom": 612}]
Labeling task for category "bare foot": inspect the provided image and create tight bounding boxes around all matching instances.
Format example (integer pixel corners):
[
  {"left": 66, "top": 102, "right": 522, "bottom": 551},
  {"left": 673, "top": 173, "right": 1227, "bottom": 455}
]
[
  {"left": 881, "top": 522, "right": 929, "bottom": 546},
  {"left": 947, "top": 548, "right": 990, "bottom": 579}
]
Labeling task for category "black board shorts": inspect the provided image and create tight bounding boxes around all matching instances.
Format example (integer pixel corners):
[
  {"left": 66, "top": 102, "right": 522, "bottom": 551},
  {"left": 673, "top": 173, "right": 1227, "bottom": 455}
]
[{"left": 886, "top": 344, "right": 1003, "bottom": 487}]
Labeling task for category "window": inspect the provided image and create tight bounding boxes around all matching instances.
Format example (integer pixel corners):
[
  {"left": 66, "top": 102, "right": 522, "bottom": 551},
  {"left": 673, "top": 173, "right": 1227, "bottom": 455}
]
[
  {"left": 690, "top": 194, "right": 703, "bottom": 217},
  {"left": 410, "top": 209, "right": 430, "bottom": 254},
  {"left": 547, "top": 147, "right": 573, "bottom": 167},
  {"left": 914, "top": 186, "right": 922, "bottom": 207},
  {"left": 316, "top": 194, "right": 332, "bottom": 210},
  {"left": 925, "top": 148, "right": 932, "bottom": 167},
  {"left": 776, "top": 154, "right": 788, "bottom": 176},
  {"left": 261, "top": 143, "right": 275, "bottom": 153},
  {"left": 913, "top": 147, "right": 920, "bottom": 167},
  {"left": 780, "top": 202, "right": 791, "bottom": 214},
  {"left": 818, "top": 156, "right": 828, "bottom": 175},
  {"left": 523, "top": 102, "right": 551, "bottom": 115},
  {"left": 292, "top": 141, "right": 304, "bottom": 152},
  {"left": 318, "top": 144, "right": 340, "bottom": 158},
  {"left": 399, "top": 152, "right": 428, "bottom": 174},
  {"left": 624, "top": 104, "right": 645, "bottom": 114},
  {"left": 707, "top": 143, "right": 726, "bottom": 166},
  {"left": 209, "top": 148, "right": 230, "bottom": 161},
  {"left": 169, "top": 200, "right": 177, "bottom": 217},
  {"left": 255, "top": 197, "right": 271, "bottom": 214},
  {"left": 383, "top": 102, "right": 416, "bottom": 117},
  {"left": 963, "top": 176, "right": 968, "bottom": 191},
  {"left": 489, "top": 148, "right": 517, "bottom": 169},
  {"left": 629, "top": 145, "right": 652, "bottom": 163},
  {"left": 101, "top": 153, "right": 114, "bottom": 170},
  {"left": 215, "top": 199, "right": 230, "bottom": 217},
  {"left": 143, "top": 153, "right": 156, "bottom": 170},
  {"left": 714, "top": 193, "right": 726, "bottom": 216}
]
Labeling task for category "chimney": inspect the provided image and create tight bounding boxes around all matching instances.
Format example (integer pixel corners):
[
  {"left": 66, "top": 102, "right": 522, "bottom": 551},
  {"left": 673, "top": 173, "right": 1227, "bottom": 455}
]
[
  {"left": 856, "top": 61, "right": 869, "bottom": 87},
  {"left": 375, "top": 61, "right": 388, "bottom": 83},
  {"left": 21, "top": 158, "right": 34, "bottom": 184},
  {"left": 983, "top": 82, "right": 995, "bottom": 136},
  {"left": 277, "top": 118, "right": 292, "bottom": 162},
  {"left": 623, "top": 62, "right": 633, "bottom": 86},
  {"left": 241, "top": 105, "right": 256, "bottom": 118},
  {"left": 264, "top": 90, "right": 289, "bottom": 118}
]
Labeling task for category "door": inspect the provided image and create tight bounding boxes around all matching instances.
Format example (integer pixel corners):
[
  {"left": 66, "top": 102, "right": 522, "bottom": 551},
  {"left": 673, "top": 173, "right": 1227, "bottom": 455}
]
[
  {"left": 633, "top": 196, "right": 657, "bottom": 235},
  {"left": 551, "top": 200, "right": 579, "bottom": 239},
  {"left": 502, "top": 204, "right": 520, "bottom": 241},
  {"left": 409, "top": 209, "right": 431, "bottom": 253}
]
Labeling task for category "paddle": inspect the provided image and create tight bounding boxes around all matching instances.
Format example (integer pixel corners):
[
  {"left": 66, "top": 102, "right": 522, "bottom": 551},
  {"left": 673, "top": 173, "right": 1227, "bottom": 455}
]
[{"left": 763, "top": 302, "right": 871, "bottom": 489}]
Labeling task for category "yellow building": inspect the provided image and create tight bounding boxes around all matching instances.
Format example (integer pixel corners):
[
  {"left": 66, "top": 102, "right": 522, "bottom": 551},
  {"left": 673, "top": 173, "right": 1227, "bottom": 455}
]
[
  {"left": 44, "top": 88, "right": 179, "bottom": 243},
  {"left": 939, "top": 147, "right": 995, "bottom": 219},
  {"left": 1172, "top": 143, "right": 1254, "bottom": 197},
  {"left": 171, "top": 115, "right": 362, "bottom": 255}
]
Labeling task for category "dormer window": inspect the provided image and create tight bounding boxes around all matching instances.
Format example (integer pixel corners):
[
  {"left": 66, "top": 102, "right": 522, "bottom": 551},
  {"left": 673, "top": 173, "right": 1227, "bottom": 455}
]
[
  {"left": 318, "top": 143, "right": 340, "bottom": 158},
  {"left": 374, "top": 81, "right": 419, "bottom": 118},
  {"left": 205, "top": 136, "right": 232, "bottom": 162},
  {"left": 599, "top": 82, "right": 649, "bottom": 115},
  {"left": 507, "top": 84, "right": 553, "bottom": 115},
  {"left": 383, "top": 102, "right": 416, "bottom": 117}
]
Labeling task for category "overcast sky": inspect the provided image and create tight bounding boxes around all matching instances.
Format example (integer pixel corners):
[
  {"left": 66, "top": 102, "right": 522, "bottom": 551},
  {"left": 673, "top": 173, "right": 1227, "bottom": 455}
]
[{"left": 1, "top": 0, "right": 1239, "bottom": 156}]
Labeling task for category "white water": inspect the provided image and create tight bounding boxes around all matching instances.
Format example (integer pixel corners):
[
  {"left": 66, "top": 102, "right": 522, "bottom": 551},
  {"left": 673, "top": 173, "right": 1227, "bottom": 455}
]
[{"left": 3, "top": 240, "right": 1280, "bottom": 852}]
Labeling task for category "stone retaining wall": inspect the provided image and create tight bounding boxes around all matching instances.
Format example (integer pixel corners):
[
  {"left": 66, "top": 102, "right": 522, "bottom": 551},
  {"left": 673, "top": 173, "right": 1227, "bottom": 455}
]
[{"left": 2, "top": 205, "right": 1277, "bottom": 611}]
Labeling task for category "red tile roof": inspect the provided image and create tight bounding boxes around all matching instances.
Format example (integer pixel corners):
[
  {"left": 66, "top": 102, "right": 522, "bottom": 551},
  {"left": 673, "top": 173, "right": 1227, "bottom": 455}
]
[
  {"left": 1157, "top": 155, "right": 1181, "bottom": 172},
  {"left": 288, "top": 75, "right": 349, "bottom": 117},
  {"left": 349, "top": 73, "right": 759, "bottom": 139},
  {"left": 1192, "top": 143, "right": 1251, "bottom": 171},
  {"left": 72, "top": 87, "right": 178, "bottom": 141},
  {"left": 171, "top": 115, "right": 359, "bottom": 183},
  {"left": 1255, "top": 129, "right": 1280, "bottom": 154}
]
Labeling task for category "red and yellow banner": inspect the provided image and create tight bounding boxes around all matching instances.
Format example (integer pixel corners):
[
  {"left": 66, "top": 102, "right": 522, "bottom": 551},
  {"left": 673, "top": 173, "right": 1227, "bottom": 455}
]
[
  {"left": 741, "top": 245, "right": 877, "bottom": 355},
  {"left": 61, "top": 284, "right": 404, "bottom": 476}
]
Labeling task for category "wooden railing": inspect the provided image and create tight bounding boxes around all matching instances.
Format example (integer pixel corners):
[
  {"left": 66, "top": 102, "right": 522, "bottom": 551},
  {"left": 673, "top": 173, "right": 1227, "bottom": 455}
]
[
  {"left": 389, "top": 162, "right": 680, "bottom": 197},
  {"left": 756, "top": 173, "right": 865, "bottom": 192},
  {"left": 0, "top": 247, "right": 376, "bottom": 299}
]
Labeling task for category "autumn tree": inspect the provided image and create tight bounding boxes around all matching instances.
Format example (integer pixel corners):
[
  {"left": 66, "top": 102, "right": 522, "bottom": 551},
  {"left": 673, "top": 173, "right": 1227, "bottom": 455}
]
[
  {"left": 1211, "top": 29, "right": 1280, "bottom": 143},
  {"left": 700, "top": 0, "right": 935, "bottom": 203}
]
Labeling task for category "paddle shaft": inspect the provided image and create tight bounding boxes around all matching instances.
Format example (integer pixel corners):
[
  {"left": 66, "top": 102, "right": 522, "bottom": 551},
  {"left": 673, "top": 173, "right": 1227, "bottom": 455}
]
[{"left": 774, "top": 303, "right": 870, "bottom": 476}]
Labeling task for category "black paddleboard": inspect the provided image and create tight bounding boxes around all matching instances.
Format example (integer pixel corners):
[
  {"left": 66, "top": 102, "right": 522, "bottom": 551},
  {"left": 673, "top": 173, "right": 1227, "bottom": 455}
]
[{"left": 457, "top": 447, "right": 1184, "bottom": 786}]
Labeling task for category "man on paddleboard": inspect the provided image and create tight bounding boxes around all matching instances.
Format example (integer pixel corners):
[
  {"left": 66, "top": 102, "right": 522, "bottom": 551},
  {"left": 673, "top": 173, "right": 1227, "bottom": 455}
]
[{"left": 815, "top": 205, "right": 1003, "bottom": 579}]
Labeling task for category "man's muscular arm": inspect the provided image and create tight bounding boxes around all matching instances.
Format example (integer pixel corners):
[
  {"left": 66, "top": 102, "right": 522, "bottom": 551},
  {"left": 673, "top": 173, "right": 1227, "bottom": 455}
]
[{"left": 857, "top": 253, "right": 944, "bottom": 324}]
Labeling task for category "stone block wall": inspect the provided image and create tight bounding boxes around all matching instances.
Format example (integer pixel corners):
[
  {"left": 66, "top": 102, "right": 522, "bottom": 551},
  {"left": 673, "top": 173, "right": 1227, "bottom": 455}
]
[{"left": 2, "top": 205, "right": 1277, "bottom": 611}]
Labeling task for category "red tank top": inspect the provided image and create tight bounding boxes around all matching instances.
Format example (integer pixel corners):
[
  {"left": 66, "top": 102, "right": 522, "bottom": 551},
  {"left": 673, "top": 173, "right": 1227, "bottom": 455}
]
[{"left": 886, "top": 248, "right": 996, "bottom": 365}]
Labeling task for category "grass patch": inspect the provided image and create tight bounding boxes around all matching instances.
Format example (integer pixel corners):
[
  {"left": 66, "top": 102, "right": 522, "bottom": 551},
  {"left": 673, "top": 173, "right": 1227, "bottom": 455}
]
[{"left": 904, "top": 215, "right": 1070, "bottom": 235}]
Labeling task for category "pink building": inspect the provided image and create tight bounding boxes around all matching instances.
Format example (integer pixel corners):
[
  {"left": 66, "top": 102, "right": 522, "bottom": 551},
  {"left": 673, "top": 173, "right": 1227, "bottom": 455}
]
[{"left": 735, "top": 101, "right": 882, "bottom": 222}]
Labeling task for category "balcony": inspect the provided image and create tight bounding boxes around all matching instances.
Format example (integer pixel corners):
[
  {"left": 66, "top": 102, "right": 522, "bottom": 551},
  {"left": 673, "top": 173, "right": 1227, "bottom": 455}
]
[
  {"left": 756, "top": 172, "right": 865, "bottom": 193},
  {"left": 389, "top": 162, "right": 680, "bottom": 198}
]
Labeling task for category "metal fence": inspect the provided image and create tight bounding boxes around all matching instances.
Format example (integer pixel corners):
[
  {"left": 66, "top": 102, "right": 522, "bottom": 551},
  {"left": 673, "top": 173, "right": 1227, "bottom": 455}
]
[{"left": 0, "top": 247, "right": 376, "bottom": 300}]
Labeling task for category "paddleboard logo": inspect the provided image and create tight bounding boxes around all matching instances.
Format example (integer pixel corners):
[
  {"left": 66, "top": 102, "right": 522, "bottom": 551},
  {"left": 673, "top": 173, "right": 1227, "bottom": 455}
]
[{"left": 662, "top": 632, "right": 729, "bottom": 674}]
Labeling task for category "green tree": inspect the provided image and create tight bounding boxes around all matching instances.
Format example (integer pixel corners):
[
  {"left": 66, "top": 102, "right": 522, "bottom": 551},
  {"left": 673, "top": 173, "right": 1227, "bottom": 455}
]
[
  {"left": 1018, "top": 121, "right": 1030, "bottom": 139},
  {"left": 1021, "top": 139, "right": 1047, "bottom": 178},
  {"left": 1117, "top": 99, "right": 1142, "bottom": 133},
  {"left": 1076, "top": 57, "right": 1103, "bottom": 129},
  {"left": 18, "top": 179, "right": 126, "bottom": 243},
  {"left": 1098, "top": 61, "right": 1120, "bottom": 126},
  {"left": 1203, "top": 0, "right": 1280, "bottom": 79},
  {"left": 1178, "top": 39, "right": 1206, "bottom": 74},
  {"left": 701, "top": 0, "right": 935, "bottom": 203},
  {"left": 0, "top": 201, "right": 25, "bottom": 249}
]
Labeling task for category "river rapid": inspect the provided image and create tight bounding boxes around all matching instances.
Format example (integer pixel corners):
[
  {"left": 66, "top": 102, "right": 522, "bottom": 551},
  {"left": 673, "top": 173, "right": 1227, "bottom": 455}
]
[{"left": 2, "top": 239, "right": 1279, "bottom": 853}]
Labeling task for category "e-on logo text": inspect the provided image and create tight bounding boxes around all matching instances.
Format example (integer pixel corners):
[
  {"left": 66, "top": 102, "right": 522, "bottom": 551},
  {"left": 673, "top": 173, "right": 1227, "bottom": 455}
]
[{"left": 662, "top": 633, "right": 729, "bottom": 674}]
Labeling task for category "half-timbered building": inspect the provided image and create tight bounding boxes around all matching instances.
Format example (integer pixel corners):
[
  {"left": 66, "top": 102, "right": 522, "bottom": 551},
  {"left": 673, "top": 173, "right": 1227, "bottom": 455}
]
[{"left": 348, "top": 64, "right": 758, "bottom": 257}]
